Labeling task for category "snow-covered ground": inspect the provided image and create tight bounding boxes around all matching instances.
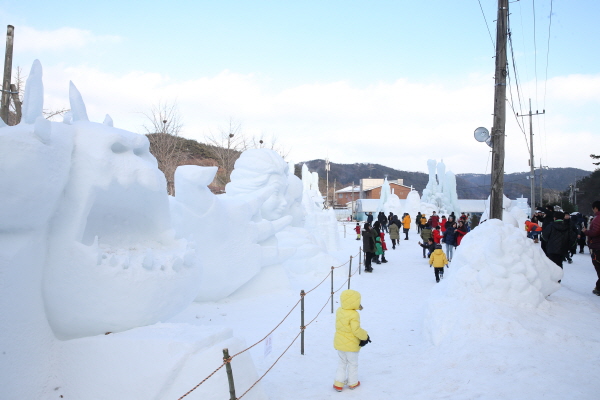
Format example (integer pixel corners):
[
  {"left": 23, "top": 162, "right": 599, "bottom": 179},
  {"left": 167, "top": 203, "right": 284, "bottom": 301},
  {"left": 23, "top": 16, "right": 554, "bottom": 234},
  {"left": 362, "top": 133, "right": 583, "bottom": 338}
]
[{"left": 169, "top": 221, "right": 600, "bottom": 400}]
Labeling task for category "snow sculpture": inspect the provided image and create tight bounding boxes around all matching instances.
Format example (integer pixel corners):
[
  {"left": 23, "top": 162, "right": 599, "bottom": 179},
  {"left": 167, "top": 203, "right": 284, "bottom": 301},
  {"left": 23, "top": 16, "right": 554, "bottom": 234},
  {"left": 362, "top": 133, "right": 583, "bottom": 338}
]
[
  {"left": 42, "top": 83, "right": 200, "bottom": 340},
  {"left": 443, "top": 171, "right": 461, "bottom": 215},
  {"left": 424, "top": 219, "right": 562, "bottom": 345},
  {"left": 377, "top": 177, "right": 403, "bottom": 217},
  {"left": 420, "top": 159, "right": 460, "bottom": 216},
  {"left": 170, "top": 150, "right": 294, "bottom": 302},
  {"left": 404, "top": 189, "right": 421, "bottom": 219}
]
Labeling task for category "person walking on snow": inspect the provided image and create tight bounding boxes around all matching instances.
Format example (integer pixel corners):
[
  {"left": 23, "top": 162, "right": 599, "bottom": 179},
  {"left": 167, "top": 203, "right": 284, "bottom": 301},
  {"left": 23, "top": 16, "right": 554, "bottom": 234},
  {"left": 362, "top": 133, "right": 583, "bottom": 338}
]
[
  {"left": 429, "top": 211, "right": 440, "bottom": 229},
  {"left": 442, "top": 222, "right": 458, "bottom": 261},
  {"left": 432, "top": 225, "right": 442, "bottom": 244},
  {"left": 416, "top": 212, "right": 423, "bottom": 233},
  {"left": 542, "top": 212, "right": 577, "bottom": 269},
  {"left": 429, "top": 244, "right": 449, "bottom": 282},
  {"left": 354, "top": 223, "right": 361, "bottom": 241},
  {"left": 389, "top": 216, "right": 400, "bottom": 249},
  {"left": 420, "top": 224, "right": 433, "bottom": 258},
  {"left": 333, "top": 289, "right": 369, "bottom": 392},
  {"left": 581, "top": 201, "right": 600, "bottom": 296},
  {"left": 402, "top": 213, "right": 411, "bottom": 240}
]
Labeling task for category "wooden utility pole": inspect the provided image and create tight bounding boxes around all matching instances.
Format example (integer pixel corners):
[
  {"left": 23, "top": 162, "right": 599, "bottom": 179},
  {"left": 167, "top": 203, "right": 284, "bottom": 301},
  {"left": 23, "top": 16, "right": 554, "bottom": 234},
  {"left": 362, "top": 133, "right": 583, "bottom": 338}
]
[
  {"left": 518, "top": 99, "right": 545, "bottom": 218},
  {"left": 1, "top": 25, "right": 14, "bottom": 124},
  {"left": 489, "top": 0, "right": 509, "bottom": 220}
]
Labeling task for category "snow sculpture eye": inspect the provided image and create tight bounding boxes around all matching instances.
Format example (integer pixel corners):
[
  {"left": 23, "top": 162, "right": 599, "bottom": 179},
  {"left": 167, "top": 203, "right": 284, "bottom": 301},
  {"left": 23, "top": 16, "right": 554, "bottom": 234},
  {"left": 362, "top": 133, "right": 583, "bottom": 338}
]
[
  {"left": 133, "top": 147, "right": 146, "bottom": 157},
  {"left": 111, "top": 142, "right": 128, "bottom": 154}
]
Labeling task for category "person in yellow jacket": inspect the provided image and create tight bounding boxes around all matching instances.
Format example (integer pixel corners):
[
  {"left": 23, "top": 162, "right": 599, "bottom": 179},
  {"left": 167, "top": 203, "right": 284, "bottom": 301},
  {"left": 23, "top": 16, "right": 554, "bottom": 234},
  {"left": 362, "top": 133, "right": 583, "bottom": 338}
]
[
  {"left": 429, "top": 244, "right": 449, "bottom": 282},
  {"left": 402, "top": 213, "right": 412, "bottom": 240},
  {"left": 333, "top": 289, "right": 369, "bottom": 392}
]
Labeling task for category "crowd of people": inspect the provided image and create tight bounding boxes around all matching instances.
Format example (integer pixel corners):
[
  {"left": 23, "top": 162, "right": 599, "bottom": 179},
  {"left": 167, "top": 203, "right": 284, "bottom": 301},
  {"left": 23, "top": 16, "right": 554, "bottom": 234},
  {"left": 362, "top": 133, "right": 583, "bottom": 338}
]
[
  {"left": 527, "top": 202, "right": 600, "bottom": 296},
  {"left": 337, "top": 202, "right": 599, "bottom": 392}
]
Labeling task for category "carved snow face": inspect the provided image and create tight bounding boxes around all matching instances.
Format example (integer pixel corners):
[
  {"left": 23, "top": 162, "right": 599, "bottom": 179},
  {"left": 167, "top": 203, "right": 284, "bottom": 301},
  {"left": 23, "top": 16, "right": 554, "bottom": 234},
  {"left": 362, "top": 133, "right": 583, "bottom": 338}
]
[
  {"left": 260, "top": 174, "right": 288, "bottom": 221},
  {"left": 40, "top": 84, "right": 200, "bottom": 340}
]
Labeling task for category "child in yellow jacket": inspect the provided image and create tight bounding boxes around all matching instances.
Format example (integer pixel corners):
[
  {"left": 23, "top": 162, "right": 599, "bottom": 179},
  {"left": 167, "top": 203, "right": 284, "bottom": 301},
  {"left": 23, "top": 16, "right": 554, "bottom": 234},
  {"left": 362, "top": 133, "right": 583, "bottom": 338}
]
[
  {"left": 333, "top": 289, "right": 369, "bottom": 392},
  {"left": 429, "top": 244, "right": 449, "bottom": 283}
]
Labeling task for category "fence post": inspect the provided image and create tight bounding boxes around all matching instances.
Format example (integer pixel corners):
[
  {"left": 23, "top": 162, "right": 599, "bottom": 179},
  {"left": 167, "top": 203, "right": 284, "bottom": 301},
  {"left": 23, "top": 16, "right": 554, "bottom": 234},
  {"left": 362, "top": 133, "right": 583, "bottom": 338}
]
[
  {"left": 330, "top": 267, "right": 334, "bottom": 314},
  {"left": 348, "top": 256, "right": 353, "bottom": 289},
  {"left": 359, "top": 247, "right": 362, "bottom": 275},
  {"left": 223, "top": 348, "right": 236, "bottom": 400},
  {"left": 300, "top": 290, "right": 305, "bottom": 355}
]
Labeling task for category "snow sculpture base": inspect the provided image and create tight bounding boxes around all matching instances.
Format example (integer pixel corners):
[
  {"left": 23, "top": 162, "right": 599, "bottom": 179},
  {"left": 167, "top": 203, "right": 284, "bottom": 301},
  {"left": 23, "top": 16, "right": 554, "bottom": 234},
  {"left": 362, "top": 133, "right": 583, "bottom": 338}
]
[{"left": 55, "top": 324, "right": 267, "bottom": 400}]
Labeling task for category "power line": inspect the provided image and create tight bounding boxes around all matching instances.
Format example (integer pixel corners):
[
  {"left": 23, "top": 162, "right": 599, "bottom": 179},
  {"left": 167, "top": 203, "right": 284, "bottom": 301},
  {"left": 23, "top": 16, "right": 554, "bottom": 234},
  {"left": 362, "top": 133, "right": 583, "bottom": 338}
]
[
  {"left": 532, "top": 0, "right": 539, "bottom": 108},
  {"left": 543, "top": 0, "right": 553, "bottom": 112},
  {"left": 477, "top": 0, "right": 495, "bottom": 49}
]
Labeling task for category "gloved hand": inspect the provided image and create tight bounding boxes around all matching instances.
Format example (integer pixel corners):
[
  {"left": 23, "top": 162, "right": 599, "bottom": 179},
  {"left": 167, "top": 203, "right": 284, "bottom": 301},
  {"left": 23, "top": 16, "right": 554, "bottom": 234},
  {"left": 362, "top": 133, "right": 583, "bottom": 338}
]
[
  {"left": 446, "top": 264, "right": 449, "bottom": 268},
  {"left": 359, "top": 336, "right": 371, "bottom": 347}
]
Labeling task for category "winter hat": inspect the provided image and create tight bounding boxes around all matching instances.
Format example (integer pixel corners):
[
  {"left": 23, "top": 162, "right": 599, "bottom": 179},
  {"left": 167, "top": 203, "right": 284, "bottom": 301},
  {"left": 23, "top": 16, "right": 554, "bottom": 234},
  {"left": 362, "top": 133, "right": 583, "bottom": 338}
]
[{"left": 435, "top": 244, "right": 442, "bottom": 249}]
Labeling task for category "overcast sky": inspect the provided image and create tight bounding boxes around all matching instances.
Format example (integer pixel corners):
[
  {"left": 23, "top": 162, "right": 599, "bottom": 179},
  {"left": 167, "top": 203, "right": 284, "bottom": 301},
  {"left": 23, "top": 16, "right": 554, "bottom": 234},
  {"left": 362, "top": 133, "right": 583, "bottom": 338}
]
[{"left": 3, "top": 0, "right": 599, "bottom": 174}]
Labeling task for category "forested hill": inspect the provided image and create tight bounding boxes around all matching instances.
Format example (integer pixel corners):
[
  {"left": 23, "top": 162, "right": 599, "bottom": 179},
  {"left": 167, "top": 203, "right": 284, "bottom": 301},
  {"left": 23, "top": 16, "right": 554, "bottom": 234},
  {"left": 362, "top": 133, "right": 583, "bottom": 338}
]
[{"left": 297, "top": 160, "right": 592, "bottom": 200}]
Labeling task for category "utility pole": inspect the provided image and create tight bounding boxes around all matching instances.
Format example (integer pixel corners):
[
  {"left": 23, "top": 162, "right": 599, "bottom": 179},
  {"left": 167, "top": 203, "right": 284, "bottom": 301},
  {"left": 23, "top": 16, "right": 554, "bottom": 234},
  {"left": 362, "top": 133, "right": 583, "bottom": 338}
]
[
  {"left": 517, "top": 98, "right": 545, "bottom": 218},
  {"left": 1, "top": 25, "right": 14, "bottom": 124},
  {"left": 489, "top": 0, "right": 509, "bottom": 220}
]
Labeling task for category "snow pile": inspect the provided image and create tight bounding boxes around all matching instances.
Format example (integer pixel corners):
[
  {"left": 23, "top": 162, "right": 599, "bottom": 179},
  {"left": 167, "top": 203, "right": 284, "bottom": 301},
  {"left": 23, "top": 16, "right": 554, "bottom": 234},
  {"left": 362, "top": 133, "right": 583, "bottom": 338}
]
[
  {"left": 481, "top": 194, "right": 528, "bottom": 228},
  {"left": 424, "top": 219, "right": 563, "bottom": 345}
]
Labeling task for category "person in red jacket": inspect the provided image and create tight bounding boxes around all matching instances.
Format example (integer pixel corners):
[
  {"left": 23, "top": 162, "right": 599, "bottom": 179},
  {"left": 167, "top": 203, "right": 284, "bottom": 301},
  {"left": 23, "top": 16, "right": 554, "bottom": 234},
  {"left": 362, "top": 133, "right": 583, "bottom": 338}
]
[
  {"left": 525, "top": 220, "right": 542, "bottom": 242},
  {"left": 354, "top": 223, "right": 361, "bottom": 241},
  {"left": 440, "top": 216, "right": 447, "bottom": 233},
  {"left": 432, "top": 226, "right": 442, "bottom": 244},
  {"left": 456, "top": 220, "right": 468, "bottom": 246},
  {"left": 429, "top": 211, "right": 440, "bottom": 229},
  {"left": 581, "top": 201, "right": 600, "bottom": 296}
]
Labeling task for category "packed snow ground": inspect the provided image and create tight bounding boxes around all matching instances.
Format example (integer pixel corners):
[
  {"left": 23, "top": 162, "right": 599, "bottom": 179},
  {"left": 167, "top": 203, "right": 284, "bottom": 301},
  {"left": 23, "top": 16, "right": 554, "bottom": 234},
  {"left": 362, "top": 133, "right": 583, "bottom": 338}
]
[{"left": 169, "top": 222, "right": 600, "bottom": 400}]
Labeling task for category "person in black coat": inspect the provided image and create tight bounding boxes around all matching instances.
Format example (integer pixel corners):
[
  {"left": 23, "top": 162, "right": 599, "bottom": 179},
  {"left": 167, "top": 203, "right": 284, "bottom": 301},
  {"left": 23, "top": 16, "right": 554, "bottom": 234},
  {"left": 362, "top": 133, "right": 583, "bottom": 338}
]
[
  {"left": 361, "top": 223, "right": 376, "bottom": 272},
  {"left": 543, "top": 212, "right": 577, "bottom": 268},
  {"left": 538, "top": 205, "right": 556, "bottom": 255},
  {"left": 442, "top": 222, "right": 458, "bottom": 261},
  {"left": 366, "top": 212, "right": 374, "bottom": 225}
]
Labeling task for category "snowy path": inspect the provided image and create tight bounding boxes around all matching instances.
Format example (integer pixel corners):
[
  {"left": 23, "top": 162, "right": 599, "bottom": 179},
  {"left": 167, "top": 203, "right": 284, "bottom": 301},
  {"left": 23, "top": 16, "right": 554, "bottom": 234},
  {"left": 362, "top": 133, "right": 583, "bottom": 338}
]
[{"left": 170, "top": 224, "right": 600, "bottom": 400}]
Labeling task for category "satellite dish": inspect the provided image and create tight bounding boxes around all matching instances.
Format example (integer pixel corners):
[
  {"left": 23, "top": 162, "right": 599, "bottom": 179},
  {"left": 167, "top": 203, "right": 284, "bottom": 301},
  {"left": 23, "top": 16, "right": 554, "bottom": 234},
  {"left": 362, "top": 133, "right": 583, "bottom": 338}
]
[{"left": 474, "top": 127, "right": 490, "bottom": 142}]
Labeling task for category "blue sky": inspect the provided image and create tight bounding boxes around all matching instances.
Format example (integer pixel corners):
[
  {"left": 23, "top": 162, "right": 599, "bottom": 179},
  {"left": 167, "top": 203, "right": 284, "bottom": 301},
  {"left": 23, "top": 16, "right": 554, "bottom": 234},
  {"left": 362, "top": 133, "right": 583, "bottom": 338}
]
[{"left": 2, "top": 0, "right": 599, "bottom": 175}]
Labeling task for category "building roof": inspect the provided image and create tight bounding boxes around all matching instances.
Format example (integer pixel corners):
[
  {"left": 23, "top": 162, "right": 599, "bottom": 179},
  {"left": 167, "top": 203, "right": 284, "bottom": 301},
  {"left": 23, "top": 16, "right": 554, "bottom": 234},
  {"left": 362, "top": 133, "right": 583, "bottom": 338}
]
[{"left": 335, "top": 185, "right": 361, "bottom": 194}]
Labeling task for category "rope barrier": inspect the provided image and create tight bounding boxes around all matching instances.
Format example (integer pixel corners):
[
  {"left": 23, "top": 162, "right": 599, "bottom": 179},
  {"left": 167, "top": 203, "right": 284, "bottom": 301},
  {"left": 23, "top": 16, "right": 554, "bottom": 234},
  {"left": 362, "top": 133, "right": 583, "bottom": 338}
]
[
  {"left": 236, "top": 331, "right": 303, "bottom": 399},
  {"left": 176, "top": 249, "right": 362, "bottom": 399}
]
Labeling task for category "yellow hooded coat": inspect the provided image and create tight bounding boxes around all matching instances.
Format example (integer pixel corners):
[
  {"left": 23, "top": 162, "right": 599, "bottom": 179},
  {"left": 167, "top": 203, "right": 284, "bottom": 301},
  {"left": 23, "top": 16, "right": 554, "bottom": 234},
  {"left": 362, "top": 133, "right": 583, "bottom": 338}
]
[
  {"left": 429, "top": 249, "right": 449, "bottom": 268},
  {"left": 334, "top": 290, "right": 368, "bottom": 352}
]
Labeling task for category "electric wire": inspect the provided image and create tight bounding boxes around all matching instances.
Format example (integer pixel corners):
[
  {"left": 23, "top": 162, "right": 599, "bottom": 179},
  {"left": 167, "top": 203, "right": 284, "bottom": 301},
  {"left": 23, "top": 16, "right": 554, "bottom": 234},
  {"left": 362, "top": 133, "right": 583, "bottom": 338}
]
[
  {"left": 532, "top": 0, "right": 539, "bottom": 108},
  {"left": 477, "top": 0, "right": 495, "bottom": 49}
]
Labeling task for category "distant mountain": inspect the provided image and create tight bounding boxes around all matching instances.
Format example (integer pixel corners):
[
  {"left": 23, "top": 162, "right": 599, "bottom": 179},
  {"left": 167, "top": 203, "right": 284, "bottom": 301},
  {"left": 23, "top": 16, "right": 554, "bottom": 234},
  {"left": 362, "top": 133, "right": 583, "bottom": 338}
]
[{"left": 297, "top": 160, "right": 592, "bottom": 200}]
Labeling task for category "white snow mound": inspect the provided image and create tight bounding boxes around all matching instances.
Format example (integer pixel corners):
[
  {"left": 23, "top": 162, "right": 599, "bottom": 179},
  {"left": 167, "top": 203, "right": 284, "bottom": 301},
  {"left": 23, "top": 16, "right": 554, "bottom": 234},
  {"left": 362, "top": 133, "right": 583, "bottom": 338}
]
[{"left": 424, "top": 219, "right": 563, "bottom": 345}]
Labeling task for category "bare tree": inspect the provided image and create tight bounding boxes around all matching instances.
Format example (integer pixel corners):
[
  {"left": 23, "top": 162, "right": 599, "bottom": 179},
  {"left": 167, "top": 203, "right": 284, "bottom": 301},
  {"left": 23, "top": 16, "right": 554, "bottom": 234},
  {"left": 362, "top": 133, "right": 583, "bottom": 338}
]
[
  {"left": 205, "top": 118, "right": 248, "bottom": 186},
  {"left": 142, "top": 101, "right": 185, "bottom": 195},
  {"left": 248, "top": 133, "right": 291, "bottom": 160},
  {"left": 7, "top": 66, "right": 70, "bottom": 124}
]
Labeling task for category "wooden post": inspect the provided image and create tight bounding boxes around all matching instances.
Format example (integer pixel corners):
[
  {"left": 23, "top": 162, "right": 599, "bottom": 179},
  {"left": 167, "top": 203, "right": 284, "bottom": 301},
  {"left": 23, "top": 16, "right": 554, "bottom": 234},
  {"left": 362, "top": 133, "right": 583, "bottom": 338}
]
[
  {"left": 300, "top": 290, "right": 305, "bottom": 355},
  {"left": 359, "top": 247, "right": 362, "bottom": 275},
  {"left": 489, "top": 0, "right": 508, "bottom": 220},
  {"left": 330, "top": 267, "right": 334, "bottom": 314},
  {"left": 1, "top": 25, "right": 14, "bottom": 125},
  {"left": 222, "top": 348, "right": 236, "bottom": 400},
  {"left": 347, "top": 256, "right": 353, "bottom": 289}
]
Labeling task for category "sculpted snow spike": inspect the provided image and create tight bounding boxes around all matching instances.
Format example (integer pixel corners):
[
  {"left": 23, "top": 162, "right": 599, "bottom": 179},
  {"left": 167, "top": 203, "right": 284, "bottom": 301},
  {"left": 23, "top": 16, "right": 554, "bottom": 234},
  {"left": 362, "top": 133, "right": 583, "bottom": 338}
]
[
  {"left": 103, "top": 114, "right": 113, "bottom": 127},
  {"left": 69, "top": 81, "right": 89, "bottom": 122},
  {"left": 22, "top": 59, "right": 44, "bottom": 124}
]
